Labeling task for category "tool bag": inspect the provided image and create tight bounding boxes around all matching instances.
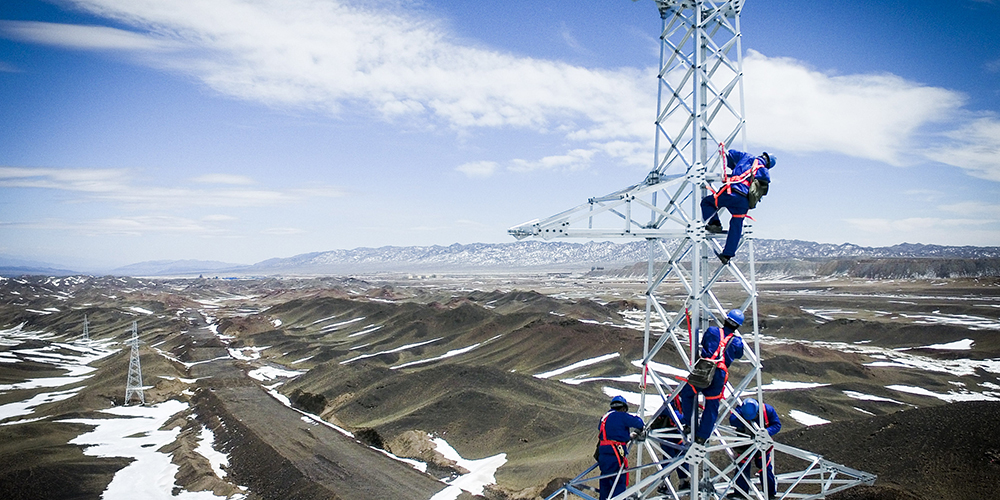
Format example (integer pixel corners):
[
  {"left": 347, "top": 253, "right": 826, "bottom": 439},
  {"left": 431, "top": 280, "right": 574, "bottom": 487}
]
[
  {"left": 687, "top": 330, "right": 736, "bottom": 389},
  {"left": 687, "top": 358, "right": 716, "bottom": 389},
  {"left": 747, "top": 178, "right": 769, "bottom": 209}
]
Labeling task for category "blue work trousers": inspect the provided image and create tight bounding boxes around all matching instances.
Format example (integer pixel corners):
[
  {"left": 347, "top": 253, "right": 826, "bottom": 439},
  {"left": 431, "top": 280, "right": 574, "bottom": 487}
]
[
  {"left": 701, "top": 191, "right": 750, "bottom": 258},
  {"left": 598, "top": 446, "right": 628, "bottom": 500},
  {"left": 735, "top": 449, "right": 777, "bottom": 498},
  {"left": 679, "top": 368, "right": 727, "bottom": 441}
]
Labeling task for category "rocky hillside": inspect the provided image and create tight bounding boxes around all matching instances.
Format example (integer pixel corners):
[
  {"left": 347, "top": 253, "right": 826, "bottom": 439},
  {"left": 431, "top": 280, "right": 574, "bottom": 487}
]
[{"left": 1, "top": 275, "right": 999, "bottom": 499}]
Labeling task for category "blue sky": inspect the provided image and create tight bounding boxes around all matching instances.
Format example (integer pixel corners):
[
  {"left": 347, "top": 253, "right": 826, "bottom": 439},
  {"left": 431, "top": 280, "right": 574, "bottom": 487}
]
[{"left": 1, "top": 0, "right": 999, "bottom": 270}]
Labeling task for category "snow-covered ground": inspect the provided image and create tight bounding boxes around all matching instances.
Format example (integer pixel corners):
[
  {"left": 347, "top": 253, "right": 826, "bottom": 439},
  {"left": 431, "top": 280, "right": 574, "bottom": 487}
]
[
  {"left": 428, "top": 438, "right": 507, "bottom": 500},
  {"left": 60, "top": 400, "right": 243, "bottom": 500}
]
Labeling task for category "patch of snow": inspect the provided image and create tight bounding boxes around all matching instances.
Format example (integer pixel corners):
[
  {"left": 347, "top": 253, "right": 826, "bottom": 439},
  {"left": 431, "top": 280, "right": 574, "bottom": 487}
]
[
  {"left": 392, "top": 335, "right": 501, "bottom": 370},
  {"left": 886, "top": 384, "right": 1000, "bottom": 403},
  {"left": 560, "top": 373, "right": 647, "bottom": 386},
  {"left": 761, "top": 380, "right": 829, "bottom": 391},
  {"left": 59, "top": 400, "right": 229, "bottom": 499},
  {"left": 534, "top": 353, "right": 620, "bottom": 379},
  {"left": 271, "top": 318, "right": 282, "bottom": 328},
  {"left": 921, "top": 339, "right": 974, "bottom": 350},
  {"left": 158, "top": 376, "right": 201, "bottom": 384},
  {"left": 787, "top": 410, "right": 830, "bottom": 426},
  {"left": 128, "top": 306, "right": 154, "bottom": 315},
  {"left": 0, "top": 387, "right": 83, "bottom": 422},
  {"left": 247, "top": 366, "right": 305, "bottom": 382},
  {"left": 340, "top": 338, "right": 443, "bottom": 365},
  {"left": 897, "top": 312, "right": 1000, "bottom": 331},
  {"left": 291, "top": 356, "right": 314, "bottom": 365},
  {"left": 601, "top": 387, "right": 644, "bottom": 407},
  {"left": 842, "top": 391, "right": 906, "bottom": 405},
  {"left": 0, "top": 341, "right": 117, "bottom": 391},
  {"left": 801, "top": 308, "right": 857, "bottom": 321},
  {"left": 428, "top": 437, "right": 506, "bottom": 500},
  {"left": 348, "top": 324, "right": 383, "bottom": 338},
  {"left": 195, "top": 425, "right": 229, "bottom": 480},
  {"left": 309, "top": 314, "right": 340, "bottom": 325},
  {"left": 853, "top": 407, "right": 875, "bottom": 416},
  {"left": 320, "top": 317, "right": 366, "bottom": 332},
  {"left": 227, "top": 346, "right": 269, "bottom": 361},
  {"left": 0, "top": 415, "right": 48, "bottom": 426}
]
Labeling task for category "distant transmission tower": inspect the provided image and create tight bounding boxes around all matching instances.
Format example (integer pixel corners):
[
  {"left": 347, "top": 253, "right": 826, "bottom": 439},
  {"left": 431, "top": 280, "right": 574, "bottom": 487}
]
[
  {"left": 124, "top": 321, "right": 145, "bottom": 406},
  {"left": 82, "top": 314, "right": 90, "bottom": 342},
  {"left": 511, "top": 1, "right": 874, "bottom": 499}
]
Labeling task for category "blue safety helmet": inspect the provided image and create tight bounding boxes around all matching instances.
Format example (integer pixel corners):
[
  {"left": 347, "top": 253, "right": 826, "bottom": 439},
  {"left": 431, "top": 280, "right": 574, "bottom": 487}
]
[
  {"left": 610, "top": 395, "right": 628, "bottom": 410},
  {"left": 726, "top": 309, "right": 745, "bottom": 327},
  {"left": 761, "top": 152, "right": 777, "bottom": 169},
  {"left": 739, "top": 398, "right": 759, "bottom": 421}
]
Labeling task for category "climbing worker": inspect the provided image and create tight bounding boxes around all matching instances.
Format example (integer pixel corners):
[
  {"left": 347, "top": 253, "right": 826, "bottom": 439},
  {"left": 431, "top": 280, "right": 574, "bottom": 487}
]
[
  {"left": 728, "top": 398, "right": 781, "bottom": 499},
  {"left": 701, "top": 149, "right": 776, "bottom": 265},
  {"left": 596, "top": 395, "right": 645, "bottom": 500},
  {"left": 678, "top": 309, "right": 745, "bottom": 445}
]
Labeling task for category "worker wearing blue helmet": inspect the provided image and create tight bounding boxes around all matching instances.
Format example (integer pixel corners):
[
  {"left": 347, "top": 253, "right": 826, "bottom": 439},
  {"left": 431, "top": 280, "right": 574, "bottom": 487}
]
[
  {"left": 729, "top": 398, "right": 781, "bottom": 499},
  {"left": 596, "top": 395, "right": 645, "bottom": 500},
  {"left": 701, "top": 149, "right": 775, "bottom": 265},
  {"left": 678, "top": 309, "right": 745, "bottom": 444}
]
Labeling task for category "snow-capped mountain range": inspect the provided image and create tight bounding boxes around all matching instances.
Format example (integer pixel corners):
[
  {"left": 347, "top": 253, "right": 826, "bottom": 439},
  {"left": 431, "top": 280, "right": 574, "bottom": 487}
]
[{"left": 4, "top": 240, "right": 999, "bottom": 277}]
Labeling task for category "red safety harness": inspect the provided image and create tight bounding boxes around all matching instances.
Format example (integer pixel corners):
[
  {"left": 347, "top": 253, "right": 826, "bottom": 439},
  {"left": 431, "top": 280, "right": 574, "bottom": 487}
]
[
  {"left": 739, "top": 410, "right": 775, "bottom": 466},
  {"left": 708, "top": 143, "right": 761, "bottom": 221},
  {"left": 700, "top": 330, "right": 736, "bottom": 400},
  {"left": 598, "top": 411, "right": 630, "bottom": 485}
]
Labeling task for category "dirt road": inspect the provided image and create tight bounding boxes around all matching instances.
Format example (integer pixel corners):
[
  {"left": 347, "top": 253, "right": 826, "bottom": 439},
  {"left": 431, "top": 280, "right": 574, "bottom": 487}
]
[{"left": 183, "top": 311, "right": 447, "bottom": 500}]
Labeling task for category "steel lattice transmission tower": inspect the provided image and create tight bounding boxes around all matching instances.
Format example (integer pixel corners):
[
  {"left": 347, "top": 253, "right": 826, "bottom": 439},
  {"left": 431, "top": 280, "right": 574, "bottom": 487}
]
[
  {"left": 511, "top": 1, "right": 875, "bottom": 499},
  {"left": 124, "top": 320, "right": 145, "bottom": 406},
  {"left": 82, "top": 314, "right": 89, "bottom": 342}
]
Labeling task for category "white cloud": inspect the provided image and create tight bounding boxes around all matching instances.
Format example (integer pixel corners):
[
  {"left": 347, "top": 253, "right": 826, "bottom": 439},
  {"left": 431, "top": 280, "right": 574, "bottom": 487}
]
[
  {"left": 202, "top": 214, "right": 238, "bottom": 222},
  {"left": 509, "top": 148, "right": 597, "bottom": 172},
  {"left": 16, "top": 215, "right": 233, "bottom": 236},
  {"left": 844, "top": 216, "right": 1000, "bottom": 246},
  {"left": 0, "top": 20, "right": 180, "bottom": 51},
  {"left": 0, "top": 166, "right": 335, "bottom": 208},
  {"left": 260, "top": 227, "right": 304, "bottom": 235},
  {"left": 922, "top": 117, "right": 1000, "bottom": 182},
  {"left": 192, "top": 173, "right": 255, "bottom": 185},
  {"left": 0, "top": 167, "right": 130, "bottom": 192},
  {"left": 16, "top": 0, "right": 650, "bottom": 170},
  {"left": 7, "top": 2, "right": 998, "bottom": 185},
  {"left": 744, "top": 50, "right": 964, "bottom": 164},
  {"left": 0, "top": 61, "right": 19, "bottom": 72},
  {"left": 456, "top": 161, "right": 497, "bottom": 178}
]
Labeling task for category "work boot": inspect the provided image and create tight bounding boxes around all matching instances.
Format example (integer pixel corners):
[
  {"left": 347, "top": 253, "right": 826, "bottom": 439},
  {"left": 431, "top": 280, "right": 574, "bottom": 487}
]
[
  {"left": 695, "top": 435, "right": 707, "bottom": 445},
  {"left": 706, "top": 222, "right": 725, "bottom": 234},
  {"left": 677, "top": 479, "right": 690, "bottom": 491},
  {"left": 717, "top": 253, "right": 731, "bottom": 265}
]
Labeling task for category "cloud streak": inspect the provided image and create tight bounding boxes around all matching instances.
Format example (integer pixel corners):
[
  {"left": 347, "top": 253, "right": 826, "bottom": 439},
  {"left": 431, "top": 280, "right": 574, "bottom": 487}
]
[
  {"left": 0, "top": 166, "right": 342, "bottom": 208},
  {"left": 3, "top": 1, "right": 998, "bottom": 183}
]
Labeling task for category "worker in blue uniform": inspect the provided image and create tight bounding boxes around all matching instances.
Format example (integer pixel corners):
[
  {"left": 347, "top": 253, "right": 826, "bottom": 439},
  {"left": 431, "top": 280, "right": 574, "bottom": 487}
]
[
  {"left": 596, "top": 395, "right": 645, "bottom": 500},
  {"left": 729, "top": 398, "right": 781, "bottom": 499},
  {"left": 678, "top": 309, "right": 745, "bottom": 444},
  {"left": 701, "top": 149, "right": 775, "bottom": 265}
]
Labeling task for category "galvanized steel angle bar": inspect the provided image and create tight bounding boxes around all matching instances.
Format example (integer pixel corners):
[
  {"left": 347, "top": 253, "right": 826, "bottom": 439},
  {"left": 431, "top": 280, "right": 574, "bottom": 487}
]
[
  {"left": 644, "top": 299, "right": 693, "bottom": 369},
  {"left": 647, "top": 238, "right": 692, "bottom": 293},
  {"left": 634, "top": 196, "right": 688, "bottom": 231}
]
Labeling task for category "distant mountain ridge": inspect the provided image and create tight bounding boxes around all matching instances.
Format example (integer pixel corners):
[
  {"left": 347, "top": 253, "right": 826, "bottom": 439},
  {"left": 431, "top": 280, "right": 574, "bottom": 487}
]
[
  {"left": 5, "top": 240, "right": 1000, "bottom": 277},
  {"left": 240, "top": 240, "right": 1000, "bottom": 275}
]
